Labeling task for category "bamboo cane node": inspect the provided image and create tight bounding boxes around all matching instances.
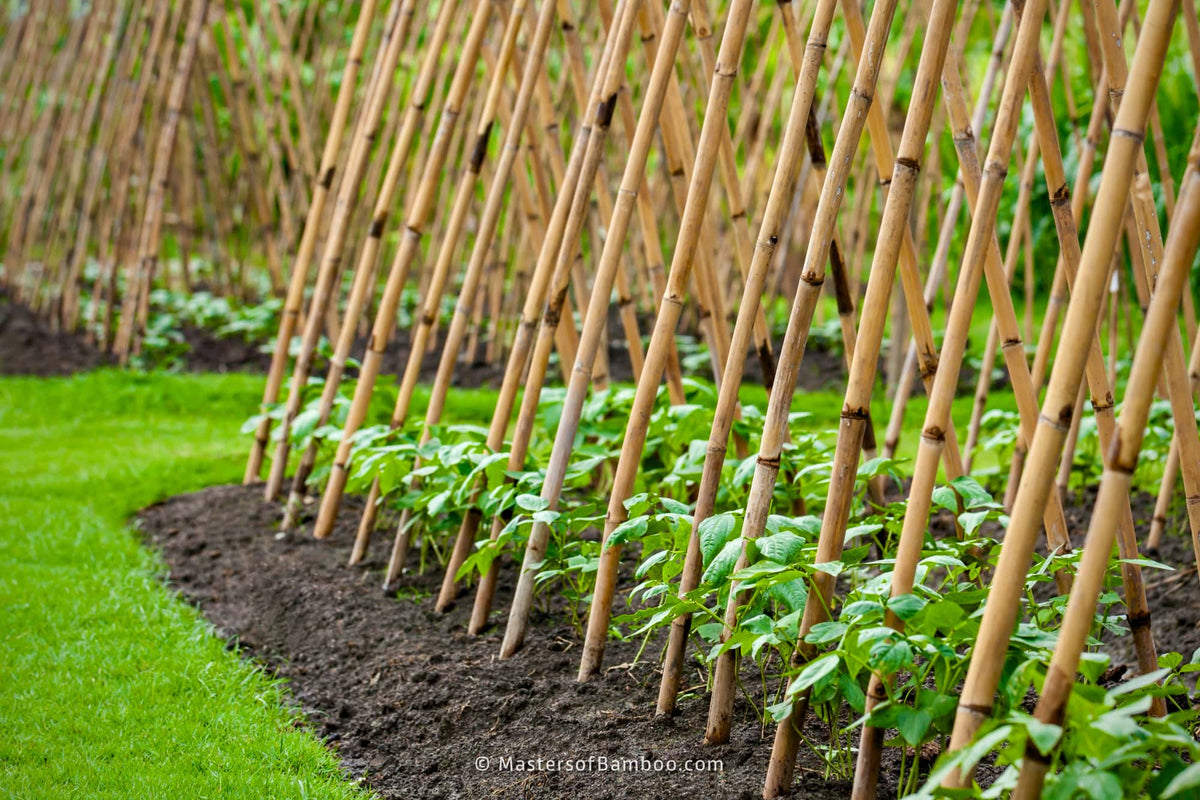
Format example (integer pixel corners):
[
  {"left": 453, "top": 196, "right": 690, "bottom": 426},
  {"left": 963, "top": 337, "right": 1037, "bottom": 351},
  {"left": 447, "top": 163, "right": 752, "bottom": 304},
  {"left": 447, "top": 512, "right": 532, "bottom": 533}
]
[
  {"left": 1039, "top": 408, "right": 1073, "bottom": 432},
  {"left": 958, "top": 701, "right": 994, "bottom": 719},
  {"left": 1185, "top": 494, "right": 1200, "bottom": 508},
  {"left": 1001, "top": 337, "right": 1023, "bottom": 350},
  {"left": 757, "top": 454, "right": 783, "bottom": 468},
  {"left": 1112, "top": 126, "right": 1145, "bottom": 145},
  {"left": 921, "top": 425, "right": 947, "bottom": 443},
  {"left": 1128, "top": 609, "right": 1154, "bottom": 631},
  {"left": 597, "top": 92, "right": 618, "bottom": 126},
  {"left": 369, "top": 217, "right": 386, "bottom": 237},
  {"left": 799, "top": 268, "right": 824, "bottom": 288},
  {"left": 895, "top": 155, "right": 921, "bottom": 174},
  {"left": 469, "top": 129, "right": 491, "bottom": 173},
  {"left": 983, "top": 160, "right": 1008, "bottom": 181},
  {"left": 841, "top": 406, "right": 871, "bottom": 422}
]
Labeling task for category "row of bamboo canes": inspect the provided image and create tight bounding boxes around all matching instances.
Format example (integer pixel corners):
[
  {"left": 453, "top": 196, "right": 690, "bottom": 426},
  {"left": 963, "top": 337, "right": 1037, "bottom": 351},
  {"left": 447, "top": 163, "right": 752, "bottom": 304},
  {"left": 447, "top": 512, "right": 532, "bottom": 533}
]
[{"left": 3, "top": 0, "right": 1200, "bottom": 795}]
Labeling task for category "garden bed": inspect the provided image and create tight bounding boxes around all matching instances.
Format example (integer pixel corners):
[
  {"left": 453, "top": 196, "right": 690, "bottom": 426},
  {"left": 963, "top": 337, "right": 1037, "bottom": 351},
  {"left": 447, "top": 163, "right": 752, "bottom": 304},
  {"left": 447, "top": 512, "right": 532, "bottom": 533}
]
[
  {"left": 140, "top": 485, "right": 890, "bottom": 799},
  {"left": 139, "top": 484, "right": 1199, "bottom": 798}
]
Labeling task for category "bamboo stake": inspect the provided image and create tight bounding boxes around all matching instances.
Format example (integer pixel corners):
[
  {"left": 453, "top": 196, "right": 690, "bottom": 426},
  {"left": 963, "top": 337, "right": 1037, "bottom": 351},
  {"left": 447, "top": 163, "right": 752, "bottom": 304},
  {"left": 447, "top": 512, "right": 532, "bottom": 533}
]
[
  {"left": 1013, "top": 136, "right": 1200, "bottom": 800},
  {"left": 454, "top": 0, "right": 640, "bottom": 625},
  {"left": 430, "top": 0, "right": 650, "bottom": 610},
  {"left": 243, "top": 0, "right": 382, "bottom": 484},
  {"left": 278, "top": 0, "right": 462, "bottom": 530},
  {"left": 262, "top": 0, "right": 415, "bottom": 501},
  {"left": 368, "top": 0, "right": 568, "bottom": 585},
  {"left": 110, "top": 0, "right": 208, "bottom": 364},
  {"left": 311, "top": 0, "right": 501, "bottom": 541},
  {"left": 942, "top": 0, "right": 1178, "bottom": 782},
  {"left": 882, "top": 0, "right": 1012, "bottom": 461},
  {"left": 657, "top": 0, "right": 841, "bottom": 717}
]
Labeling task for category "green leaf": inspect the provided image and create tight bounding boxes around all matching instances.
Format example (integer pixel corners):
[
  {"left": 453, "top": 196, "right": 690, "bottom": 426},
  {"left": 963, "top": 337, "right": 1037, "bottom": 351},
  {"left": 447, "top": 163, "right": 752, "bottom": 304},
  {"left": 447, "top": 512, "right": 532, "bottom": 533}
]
[
  {"left": 702, "top": 537, "right": 743, "bottom": 585},
  {"left": 755, "top": 531, "right": 806, "bottom": 564},
  {"left": 958, "top": 510, "right": 991, "bottom": 537},
  {"left": 1164, "top": 763, "right": 1200, "bottom": 798},
  {"left": 897, "top": 707, "right": 933, "bottom": 746},
  {"left": 660, "top": 497, "right": 691, "bottom": 515},
  {"left": 950, "top": 475, "right": 996, "bottom": 508},
  {"left": 516, "top": 493, "right": 550, "bottom": 512},
  {"left": 887, "top": 593, "right": 926, "bottom": 621},
  {"left": 789, "top": 653, "right": 840, "bottom": 694},
  {"left": 699, "top": 513, "right": 737, "bottom": 564},
  {"left": 1023, "top": 718, "right": 1062, "bottom": 756},
  {"left": 805, "top": 621, "right": 847, "bottom": 645},
  {"left": 606, "top": 516, "right": 648, "bottom": 549}
]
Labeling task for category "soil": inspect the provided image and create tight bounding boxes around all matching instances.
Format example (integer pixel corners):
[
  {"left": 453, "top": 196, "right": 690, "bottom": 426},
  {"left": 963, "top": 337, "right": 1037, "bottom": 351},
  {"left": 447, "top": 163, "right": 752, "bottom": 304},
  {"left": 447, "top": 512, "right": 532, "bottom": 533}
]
[
  {"left": 0, "top": 291, "right": 112, "bottom": 376},
  {"left": 139, "top": 485, "right": 930, "bottom": 799},
  {"left": 0, "top": 288, "right": 855, "bottom": 392},
  {"left": 138, "top": 481, "right": 1200, "bottom": 799}
]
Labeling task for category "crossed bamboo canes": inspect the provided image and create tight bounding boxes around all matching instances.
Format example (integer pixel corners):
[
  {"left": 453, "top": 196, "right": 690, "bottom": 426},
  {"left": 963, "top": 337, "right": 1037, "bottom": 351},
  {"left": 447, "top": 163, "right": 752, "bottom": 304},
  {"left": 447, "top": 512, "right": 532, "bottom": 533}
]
[
  {"left": 370, "top": 0, "right": 574, "bottom": 588},
  {"left": 1014, "top": 123, "right": 1200, "bottom": 800},
  {"left": 243, "top": 0, "right": 382, "bottom": 483},
  {"left": 431, "top": 0, "right": 674, "bottom": 614},
  {"left": 278, "top": 0, "right": 479, "bottom": 531},
  {"left": 657, "top": 0, "right": 853, "bottom": 718},
  {"left": 262, "top": 0, "right": 417, "bottom": 501},
  {"left": 310, "top": 0, "right": 549, "bottom": 547},
  {"left": 942, "top": 0, "right": 1180, "bottom": 784}
]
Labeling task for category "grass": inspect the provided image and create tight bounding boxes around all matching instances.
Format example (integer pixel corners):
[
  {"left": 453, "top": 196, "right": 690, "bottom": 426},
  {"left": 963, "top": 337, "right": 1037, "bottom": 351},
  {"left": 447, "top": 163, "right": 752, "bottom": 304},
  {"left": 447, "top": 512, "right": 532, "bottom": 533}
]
[
  {"left": 0, "top": 367, "right": 1018, "bottom": 798},
  {"left": 0, "top": 371, "right": 375, "bottom": 799}
]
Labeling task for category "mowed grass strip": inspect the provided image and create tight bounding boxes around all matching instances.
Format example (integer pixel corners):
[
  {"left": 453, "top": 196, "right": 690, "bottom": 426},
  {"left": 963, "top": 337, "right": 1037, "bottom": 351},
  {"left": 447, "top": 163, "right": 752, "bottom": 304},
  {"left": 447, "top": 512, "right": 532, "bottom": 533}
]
[{"left": 0, "top": 371, "right": 376, "bottom": 800}]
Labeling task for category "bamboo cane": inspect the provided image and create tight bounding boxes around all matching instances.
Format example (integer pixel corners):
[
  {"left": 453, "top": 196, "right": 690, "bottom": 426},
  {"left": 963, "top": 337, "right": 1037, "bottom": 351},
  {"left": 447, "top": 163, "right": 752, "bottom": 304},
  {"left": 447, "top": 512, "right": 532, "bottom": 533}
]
[
  {"left": 1013, "top": 136, "right": 1200, "bottom": 800},
  {"left": 111, "top": 0, "right": 209, "bottom": 363},
  {"left": 262, "top": 0, "right": 414, "bottom": 501},
  {"left": 430, "top": 0, "right": 652, "bottom": 610},
  {"left": 309, "top": 0, "right": 504, "bottom": 541},
  {"left": 942, "top": 0, "right": 1178, "bottom": 782},
  {"left": 278, "top": 0, "right": 462, "bottom": 530},
  {"left": 882, "top": 0, "right": 1012, "bottom": 461},
  {"left": 243, "top": 0, "right": 381, "bottom": 484},
  {"left": 368, "top": 0, "right": 569, "bottom": 585},
  {"left": 850, "top": 3, "right": 1133, "bottom": 788},
  {"left": 451, "top": 0, "right": 642, "bottom": 623},
  {"left": 656, "top": 0, "right": 841, "bottom": 716},
  {"left": 497, "top": 0, "right": 756, "bottom": 662},
  {"left": 1092, "top": 0, "right": 1200, "bottom": 576}
]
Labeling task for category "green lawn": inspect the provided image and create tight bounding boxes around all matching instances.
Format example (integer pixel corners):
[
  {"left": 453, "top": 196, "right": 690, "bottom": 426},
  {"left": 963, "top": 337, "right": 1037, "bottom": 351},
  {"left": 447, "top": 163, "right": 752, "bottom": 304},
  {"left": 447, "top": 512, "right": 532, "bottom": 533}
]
[
  {"left": 0, "top": 371, "right": 377, "bottom": 800},
  {"left": 0, "top": 368, "right": 1015, "bottom": 798}
]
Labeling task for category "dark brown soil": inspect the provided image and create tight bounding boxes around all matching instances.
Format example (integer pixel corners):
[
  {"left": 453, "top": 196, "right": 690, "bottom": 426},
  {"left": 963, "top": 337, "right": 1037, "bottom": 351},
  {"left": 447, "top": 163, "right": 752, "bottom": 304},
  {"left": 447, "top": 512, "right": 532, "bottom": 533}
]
[
  {"left": 139, "top": 485, "right": 919, "bottom": 799},
  {"left": 1062, "top": 485, "right": 1200, "bottom": 670},
  {"left": 0, "top": 291, "right": 112, "bottom": 376},
  {"left": 137, "top": 482, "right": 1200, "bottom": 799}
]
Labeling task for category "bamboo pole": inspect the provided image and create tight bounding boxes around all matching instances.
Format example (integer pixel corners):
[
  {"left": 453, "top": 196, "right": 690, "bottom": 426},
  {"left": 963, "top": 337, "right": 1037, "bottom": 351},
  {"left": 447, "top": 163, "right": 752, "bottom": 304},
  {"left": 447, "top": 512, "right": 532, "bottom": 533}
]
[
  {"left": 243, "top": 0, "right": 382, "bottom": 484},
  {"left": 498, "top": 0, "right": 757, "bottom": 661},
  {"left": 278, "top": 0, "right": 462, "bottom": 530},
  {"left": 431, "top": 0, "right": 655, "bottom": 610},
  {"left": 882, "top": 0, "right": 1012, "bottom": 461},
  {"left": 656, "top": 0, "right": 840, "bottom": 717},
  {"left": 942, "top": 0, "right": 1179, "bottom": 782},
  {"left": 262, "top": 0, "right": 415, "bottom": 501},
  {"left": 1014, "top": 135, "right": 1200, "bottom": 800},
  {"left": 110, "top": 0, "right": 209, "bottom": 363},
  {"left": 367, "top": 0, "right": 568, "bottom": 585},
  {"left": 310, "top": 0, "right": 500, "bottom": 541},
  {"left": 453, "top": 0, "right": 639, "bottom": 624}
]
